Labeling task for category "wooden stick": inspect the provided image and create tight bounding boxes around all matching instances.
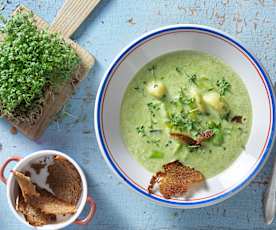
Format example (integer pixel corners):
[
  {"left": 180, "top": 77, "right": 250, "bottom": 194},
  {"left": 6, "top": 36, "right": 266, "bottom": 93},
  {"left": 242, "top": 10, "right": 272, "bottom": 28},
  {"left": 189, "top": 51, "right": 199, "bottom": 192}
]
[{"left": 50, "top": 0, "right": 101, "bottom": 38}]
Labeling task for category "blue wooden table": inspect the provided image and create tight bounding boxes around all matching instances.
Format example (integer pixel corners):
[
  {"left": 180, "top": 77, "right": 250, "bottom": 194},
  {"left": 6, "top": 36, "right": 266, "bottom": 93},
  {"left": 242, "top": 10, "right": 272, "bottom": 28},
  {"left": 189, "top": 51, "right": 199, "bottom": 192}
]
[{"left": 0, "top": 0, "right": 275, "bottom": 229}]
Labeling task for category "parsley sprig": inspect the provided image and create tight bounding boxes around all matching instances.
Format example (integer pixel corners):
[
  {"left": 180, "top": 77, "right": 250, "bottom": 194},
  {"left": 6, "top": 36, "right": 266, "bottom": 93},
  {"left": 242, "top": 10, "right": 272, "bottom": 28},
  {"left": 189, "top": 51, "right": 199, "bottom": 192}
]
[
  {"left": 168, "top": 112, "right": 200, "bottom": 136},
  {"left": 175, "top": 67, "right": 197, "bottom": 84},
  {"left": 216, "top": 78, "right": 231, "bottom": 96}
]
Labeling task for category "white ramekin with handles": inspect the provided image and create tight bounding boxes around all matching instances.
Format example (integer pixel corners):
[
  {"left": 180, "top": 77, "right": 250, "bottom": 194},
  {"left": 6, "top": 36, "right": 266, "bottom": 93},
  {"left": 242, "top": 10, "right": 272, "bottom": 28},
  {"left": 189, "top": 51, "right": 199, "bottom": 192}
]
[{"left": 0, "top": 150, "right": 96, "bottom": 230}]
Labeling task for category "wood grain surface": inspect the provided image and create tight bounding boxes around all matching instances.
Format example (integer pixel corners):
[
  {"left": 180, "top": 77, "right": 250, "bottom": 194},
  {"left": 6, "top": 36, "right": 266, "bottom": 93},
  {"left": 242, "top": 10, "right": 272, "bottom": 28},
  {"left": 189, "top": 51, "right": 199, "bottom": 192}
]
[
  {"left": 51, "top": 0, "right": 101, "bottom": 38},
  {"left": 0, "top": 0, "right": 275, "bottom": 230}
]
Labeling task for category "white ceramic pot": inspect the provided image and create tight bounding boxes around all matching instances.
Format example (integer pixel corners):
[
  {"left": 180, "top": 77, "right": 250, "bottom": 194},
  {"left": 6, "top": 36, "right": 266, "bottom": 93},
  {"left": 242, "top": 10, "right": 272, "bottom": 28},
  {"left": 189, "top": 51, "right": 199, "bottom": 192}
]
[
  {"left": 94, "top": 24, "right": 276, "bottom": 208},
  {"left": 0, "top": 150, "right": 96, "bottom": 229}
]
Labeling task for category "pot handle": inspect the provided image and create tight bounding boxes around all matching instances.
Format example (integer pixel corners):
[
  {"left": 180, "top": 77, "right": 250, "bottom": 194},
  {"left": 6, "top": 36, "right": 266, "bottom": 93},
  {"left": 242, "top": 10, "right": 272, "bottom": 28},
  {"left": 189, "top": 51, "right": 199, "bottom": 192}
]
[
  {"left": 74, "top": 196, "right": 96, "bottom": 225},
  {"left": 0, "top": 156, "right": 22, "bottom": 184}
]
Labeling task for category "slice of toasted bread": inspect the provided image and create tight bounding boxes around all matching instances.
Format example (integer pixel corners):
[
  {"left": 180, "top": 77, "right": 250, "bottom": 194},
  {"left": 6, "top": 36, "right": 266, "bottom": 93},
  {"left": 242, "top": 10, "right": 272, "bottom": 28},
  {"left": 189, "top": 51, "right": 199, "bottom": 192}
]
[
  {"left": 26, "top": 187, "right": 77, "bottom": 215},
  {"left": 13, "top": 171, "right": 39, "bottom": 200},
  {"left": 47, "top": 156, "right": 82, "bottom": 205},
  {"left": 16, "top": 193, "right": 56, "bottom": 226},
  {"left": 14, "top": 170, "right": 77, "bottom": 215},
  {"left": 148, "top": 161, "right": 204, "bottom": 199}
]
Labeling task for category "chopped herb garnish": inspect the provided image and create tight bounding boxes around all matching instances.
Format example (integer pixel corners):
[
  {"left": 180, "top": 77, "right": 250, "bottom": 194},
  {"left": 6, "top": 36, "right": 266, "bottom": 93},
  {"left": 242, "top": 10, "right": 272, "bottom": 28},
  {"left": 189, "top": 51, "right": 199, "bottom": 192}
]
[
  {"left": 207, "top": 121, "right": 221, "bottom": 130},
  {"left": 216, "top": 78, "right": 231, "bottom": 96},
  {"left": 206, "top": 121, "right": 224, "bottom": 145},
  {"left": 188, "top": 108, "right": 200, "bottom": 114},
  {"left": 147, "top": 102, "right": 160, "bottom": 117},
  {"left": 147, "top": 138, "right": 161, "bottom": 146},
  {"left": 175, "top": 67, "right": 182, "bottom": 74},
  {"left": 221, "top": 110, "right": 231, "bottom": 121},
  {"left": 165, "top": 140, "right": 173, "bottom": 147},
  {"left": 136, "top": 125, "right": 146, "bottom": 137},
  {"left": 148, "top": 118, "right": 158, "bottom": 130},
  {"left": 147, "top": 64, "right": 157, "bottom": 76},
  {"left": 183, "top": 70, "right": 197, "bottom": 84},
  {"left": 149, "top": 129, "right": 162, "bottom": 134},
  {"left": 175, "top": 67, "right": 197, "bottom": 85},
  {"left": 178, "top": 87, "right": 186, "bottom": 102},
  {"left": 212, "top": 130, "right": 224, "bottom": 145},
  {"left": 184, "top": 98, "right": 196, "bottom": 107},
  {"left": 178, "top": 89, "right": 196, "bottom": 110},
  {"left": 149, "top": 151, "right": 164, "bottom": 159},
  {"left": 168, "top": 112, "right": 200, "bottom": 135},
  {"left": 187, "top": 74, "right": 197, "bottom": 84}
]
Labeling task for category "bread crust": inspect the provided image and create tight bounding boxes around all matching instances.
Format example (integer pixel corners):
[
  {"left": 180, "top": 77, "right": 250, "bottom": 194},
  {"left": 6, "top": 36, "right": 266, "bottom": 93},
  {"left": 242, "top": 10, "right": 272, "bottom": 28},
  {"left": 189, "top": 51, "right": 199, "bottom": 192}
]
[{"left": 148, "top": 161, "right": 204, "bottom": 199}]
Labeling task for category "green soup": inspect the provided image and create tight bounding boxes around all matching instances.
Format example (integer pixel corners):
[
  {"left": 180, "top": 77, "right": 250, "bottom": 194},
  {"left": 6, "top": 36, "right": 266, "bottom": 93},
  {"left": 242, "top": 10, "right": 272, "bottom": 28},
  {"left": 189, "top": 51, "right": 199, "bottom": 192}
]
[{"left": 120, "top": 51, "right": 252, "bottom": 178}]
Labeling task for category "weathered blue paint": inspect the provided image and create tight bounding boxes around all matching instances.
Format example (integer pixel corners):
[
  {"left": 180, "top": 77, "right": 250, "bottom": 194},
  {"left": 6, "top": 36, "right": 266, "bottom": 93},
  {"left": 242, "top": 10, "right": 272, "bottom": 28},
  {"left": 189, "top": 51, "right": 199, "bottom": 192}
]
[{"left": 0, "top": 0, "right": 275, "bottom": 229}]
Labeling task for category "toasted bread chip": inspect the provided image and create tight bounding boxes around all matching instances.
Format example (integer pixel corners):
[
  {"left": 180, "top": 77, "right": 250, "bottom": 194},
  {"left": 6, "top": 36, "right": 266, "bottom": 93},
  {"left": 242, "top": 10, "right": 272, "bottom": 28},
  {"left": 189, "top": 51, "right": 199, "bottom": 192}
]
[
  {"left": 170, "top": 132, "right": 198, "bottom": 146},
  {"left": 16, "top": 193, "right": 56, "bottom": 226},
  {"left": 148, "top": 161, "right": 204, "bottom": 199},
  {"left": 13, "top": 171, "right": 39, "bottom": 200},
  {"left": 231, "top": 115, "right": 243, "bottom": 123},
  {"left": 26, "top": 188, "right": 77, "bottom": 215},
  {"left": 47, "top": 155, "right": 82, "bottom": 205},
  {"left": 196, "top": 130, "right": 214, "bottom": 144},
  {"left": 13, "top": 170, "right": 77, "bottom": 215}
]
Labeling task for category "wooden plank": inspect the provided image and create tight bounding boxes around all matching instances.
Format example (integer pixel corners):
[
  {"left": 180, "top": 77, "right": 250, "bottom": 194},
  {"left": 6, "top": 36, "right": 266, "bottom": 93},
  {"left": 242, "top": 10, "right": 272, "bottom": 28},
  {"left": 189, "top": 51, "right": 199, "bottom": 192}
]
[{"left": 51, "top": 0, "right": 101, "bottom": 38}]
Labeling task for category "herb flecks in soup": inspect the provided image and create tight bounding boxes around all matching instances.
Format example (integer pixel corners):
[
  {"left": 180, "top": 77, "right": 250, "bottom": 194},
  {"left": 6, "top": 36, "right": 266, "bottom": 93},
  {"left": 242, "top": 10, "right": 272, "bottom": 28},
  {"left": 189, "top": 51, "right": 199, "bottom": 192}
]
[{"left": 121, "top": 51, "right": 252, "bottom": 178}]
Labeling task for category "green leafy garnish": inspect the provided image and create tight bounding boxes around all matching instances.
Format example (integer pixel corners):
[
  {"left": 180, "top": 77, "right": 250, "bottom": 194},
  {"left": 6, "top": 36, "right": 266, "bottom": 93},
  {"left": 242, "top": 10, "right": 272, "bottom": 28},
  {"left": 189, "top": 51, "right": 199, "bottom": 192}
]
[
  {"left": 136, "top": 125, "right": 146, "bottom": 137},
  {"left": 212, "top": 130, "right": 224, "bottom": 145},
  {"left": 146, "top": 139, "right": 161, "bottom": 146},
  {"left": 147, "top": 102, "right": 160, "bottom": 117},
  {"left": 168, "top": 112, "right": 200, "bottom": 135},
  {"left": 178, "top": 88, "right": 197, "bottom": 112},
  {"left": 187, "top": 73, "right": 197, "bottom": 84},
  {"left": 149, "top": 129, "right": 162, "bottom": 134},
  {"left": 175, "top": 67, "right": 197, "bottom": 85},
  {"left": 175, "top": 67, "right": 182, "bottom": 74},
  {"left": 207, "top": 121, "right": 224, "bottom": 145},
  {"left": 165, "top": 140, "right": 173, "bottom": 147},
  {"left": 149, "top": 151, "right": 164, "bottom": 159},
  {"left": 216, "top": 78, "right": 231, "bottom": 96},
  {"left": 147, "top": 64, "right": 157, "bottom": 77},
  {"left": 0, "top": 13, "right": 80, "bottom": 115}
]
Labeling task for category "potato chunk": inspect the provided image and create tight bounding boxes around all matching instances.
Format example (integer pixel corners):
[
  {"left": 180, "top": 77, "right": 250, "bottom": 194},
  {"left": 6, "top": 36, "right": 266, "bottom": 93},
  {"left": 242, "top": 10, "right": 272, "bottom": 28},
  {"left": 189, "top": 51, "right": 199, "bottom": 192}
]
[
  {"left": 203, "top": 91, "right": 224, "bottom": 112},
  {"left": 190, "top": 87, "right": 205, "bottom": 112},
  {"left": 147, "top": 82, "right": 166, "bottom": 99}
]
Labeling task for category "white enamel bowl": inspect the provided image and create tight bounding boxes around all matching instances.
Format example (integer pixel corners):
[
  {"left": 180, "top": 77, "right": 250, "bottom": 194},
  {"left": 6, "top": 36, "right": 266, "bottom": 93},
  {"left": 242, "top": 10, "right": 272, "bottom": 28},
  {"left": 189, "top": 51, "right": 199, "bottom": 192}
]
[
  {"left": 0, "top": 150, "right": 96, "bottom": 229},
  {"left": 95, "top": 25, "right": 276, "bottom": 208}
]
